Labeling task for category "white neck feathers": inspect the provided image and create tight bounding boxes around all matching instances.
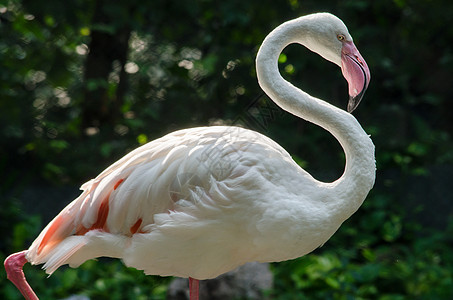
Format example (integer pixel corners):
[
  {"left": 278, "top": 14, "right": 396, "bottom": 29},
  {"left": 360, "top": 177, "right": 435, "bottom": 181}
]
[{"left": 256, "top": 15, "right": 376, "bottom": 214}]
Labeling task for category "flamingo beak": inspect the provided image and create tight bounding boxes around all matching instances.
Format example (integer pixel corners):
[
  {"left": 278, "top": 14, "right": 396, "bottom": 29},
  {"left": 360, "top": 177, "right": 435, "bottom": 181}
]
[{"left": 340, "top": 41, "right": 370, "bottom": 113}]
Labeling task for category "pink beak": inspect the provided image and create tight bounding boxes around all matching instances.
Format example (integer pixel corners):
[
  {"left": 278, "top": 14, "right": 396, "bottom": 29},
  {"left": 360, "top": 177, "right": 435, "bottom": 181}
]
[{"left": 341, "top": 41, "right": 371, "bottom": 112}]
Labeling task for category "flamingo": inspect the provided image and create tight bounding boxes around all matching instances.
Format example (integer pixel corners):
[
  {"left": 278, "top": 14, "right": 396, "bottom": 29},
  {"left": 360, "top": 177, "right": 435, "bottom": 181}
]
[{"left": 5, "top": 12, "right": 375, "bottom": 300}]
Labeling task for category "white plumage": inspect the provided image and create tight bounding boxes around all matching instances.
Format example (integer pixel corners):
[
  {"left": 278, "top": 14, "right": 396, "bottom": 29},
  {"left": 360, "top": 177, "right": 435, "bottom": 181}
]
[{"left": 5, "top": 12, "right": 375, "bottom": 300}]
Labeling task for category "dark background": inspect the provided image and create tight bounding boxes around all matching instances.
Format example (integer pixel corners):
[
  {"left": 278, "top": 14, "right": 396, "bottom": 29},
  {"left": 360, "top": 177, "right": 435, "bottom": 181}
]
[{"left": 1, "top": 0, "right": 452, "bottom": 299}]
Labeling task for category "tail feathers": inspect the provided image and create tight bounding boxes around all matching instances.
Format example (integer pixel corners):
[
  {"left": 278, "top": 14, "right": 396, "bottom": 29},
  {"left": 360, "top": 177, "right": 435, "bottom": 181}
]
[
  {"left": 42, "top": 237, "right": 87, "bottom": 274},
  {"left": 28, "top": 231, "right": 128, "bottom": 275},
  {"left": 25, "top": 162, "right": 134, "bottom": 274},
  {"left": 26, "top": 201, "right": 85, "bottom": 263},
  {"left": 27, "top": 180, "right": 102, "bottom": 264},
  {"left": 26, "top": 236, "right": 87, "bottom": 275}
]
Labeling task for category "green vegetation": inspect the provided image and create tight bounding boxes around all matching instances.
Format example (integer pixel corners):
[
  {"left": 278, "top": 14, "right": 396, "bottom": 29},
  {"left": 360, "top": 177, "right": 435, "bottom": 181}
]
[{"left": 1, "top": 0, "right": 452, "bottom": 299}]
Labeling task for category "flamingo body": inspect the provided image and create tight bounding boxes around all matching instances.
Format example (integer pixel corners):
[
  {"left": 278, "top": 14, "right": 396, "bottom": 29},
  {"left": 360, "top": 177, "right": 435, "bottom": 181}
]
[
  {"left": 27, "top": 126, "right": 348, "bottom": 279},
  {"left": 5, "top": 12, "right": 375, "bottom": 300}
]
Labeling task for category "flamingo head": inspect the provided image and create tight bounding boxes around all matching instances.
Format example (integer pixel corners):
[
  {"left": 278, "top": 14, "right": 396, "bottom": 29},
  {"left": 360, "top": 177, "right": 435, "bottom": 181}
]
[{"left": 301, "top": 13, "right": 371, "bottom": 113}]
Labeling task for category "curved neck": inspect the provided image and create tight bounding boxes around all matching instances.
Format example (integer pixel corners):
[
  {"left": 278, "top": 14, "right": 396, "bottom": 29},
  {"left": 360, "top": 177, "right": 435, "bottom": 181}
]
[{"left": 256, "top": 18, "right": 375, "bottom": 214}]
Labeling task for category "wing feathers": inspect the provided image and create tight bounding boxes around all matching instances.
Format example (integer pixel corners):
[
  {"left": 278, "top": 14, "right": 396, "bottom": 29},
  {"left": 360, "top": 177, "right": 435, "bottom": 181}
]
[{"left": 26, "top": 126, "right": 283, "bottom": 275}]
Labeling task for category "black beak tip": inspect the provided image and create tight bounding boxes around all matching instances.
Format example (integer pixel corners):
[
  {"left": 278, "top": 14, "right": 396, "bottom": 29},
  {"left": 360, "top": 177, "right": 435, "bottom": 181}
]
[{"left": 347, "top": 91, "right": 365, "bottom": 113}]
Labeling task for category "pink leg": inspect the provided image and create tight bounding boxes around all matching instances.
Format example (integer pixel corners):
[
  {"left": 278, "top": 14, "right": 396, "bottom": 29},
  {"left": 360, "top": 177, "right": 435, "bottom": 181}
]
[
  {"left": 4, "top": 250, "right": 39, "bottom": 300},
  {"left": 189, "top": 277, "right": 199, "bottom": 300}
]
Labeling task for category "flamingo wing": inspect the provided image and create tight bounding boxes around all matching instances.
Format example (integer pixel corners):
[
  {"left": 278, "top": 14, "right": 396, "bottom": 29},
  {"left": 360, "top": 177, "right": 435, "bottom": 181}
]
[{"left": 25, "top": 126, "right": 295, "bottom": 276}]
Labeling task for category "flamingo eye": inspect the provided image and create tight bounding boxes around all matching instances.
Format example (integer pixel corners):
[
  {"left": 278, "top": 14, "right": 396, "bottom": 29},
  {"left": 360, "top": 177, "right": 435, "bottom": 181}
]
[{"left": 337, "top": 34, "right": 345, "bottom": 41}]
